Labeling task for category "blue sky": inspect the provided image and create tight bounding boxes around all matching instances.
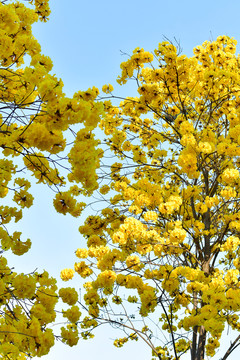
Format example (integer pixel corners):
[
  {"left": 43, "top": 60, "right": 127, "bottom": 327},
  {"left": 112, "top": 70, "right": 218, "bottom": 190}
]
[
  {"left": 32, "top": 0, "right": 240, "bottom": 97},
  {"left": 6, "top": 0, "right": 240, "bottom": 359}
]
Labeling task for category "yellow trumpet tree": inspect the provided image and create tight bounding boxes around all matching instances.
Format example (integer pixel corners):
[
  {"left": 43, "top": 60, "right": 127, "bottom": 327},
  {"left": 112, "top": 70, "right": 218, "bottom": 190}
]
[
  {"left": 0, "top": 0, "right": 103, "bottom": 358},
  {"left": 3, "top": 0, "right": 240, "bottom": 359},
  {"left": 61, "top": 36, "right": 240, "bottom": 360}
]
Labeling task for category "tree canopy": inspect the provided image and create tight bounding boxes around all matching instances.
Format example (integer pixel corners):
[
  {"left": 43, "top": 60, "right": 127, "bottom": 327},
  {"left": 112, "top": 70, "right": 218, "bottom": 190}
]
[
  {"left": 64, "top": 36, "right": 240, "bottom": 360},
  {"left": 2, "top": 0, "right": 240, "bottom": 360}
]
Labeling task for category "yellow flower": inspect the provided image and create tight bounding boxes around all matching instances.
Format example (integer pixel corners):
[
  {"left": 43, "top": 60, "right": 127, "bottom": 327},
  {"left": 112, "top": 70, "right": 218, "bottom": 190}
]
[
  {"left": 99, "top": 184, "right": 110, "bottom": 194},
  {"left": 63, "top": 305, "right": 81, "bottom": 323},
  {"left": 96, "top": 270, "right": 117, "bottom": 288},
  {"left": 61, "top": 324, "right": 79, "bottom": 347},
  {"left": 220, "top": 186, "right": 236, "bottom": 199},
  {"left": 198, "top": 141, "right": 212, "bottom": 154},
  {"left": 143, "top": 211, "right": 158, "bottom": 222},
  {"left": 221, "top": 236, "right": 240, "bottom": 252},
  {"left": 60, "top": 268, "right": 75, "bottom": 281},
  {"left": 74, "top": 262, "right": 93, "bottom": 278},
  {"left": 222, "top": 168, "right": 239, "bottom": 183},
  {"left": 102, "top": 84, "right": 114, "bottom": 93},
  {"left": 126, "top": 255, "right": 141, "bottom": 271},
  {"left": 59, "top": 287, "right": 78, "bottom": 305},
  {"left": 75, "top": 248, "right": 88, "bottom": 259}
]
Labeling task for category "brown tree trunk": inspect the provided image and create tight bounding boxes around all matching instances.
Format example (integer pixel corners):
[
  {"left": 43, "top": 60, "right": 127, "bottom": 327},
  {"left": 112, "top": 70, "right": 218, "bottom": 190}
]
[
  {"left": 191, "top": 326, "right": 206, "bottom": 360},
  {"left": 196, "top": 326, "right": 206, "bottom": 360},
  {"left": 191, "top": 325, "right": 198, "bottom": 360}
]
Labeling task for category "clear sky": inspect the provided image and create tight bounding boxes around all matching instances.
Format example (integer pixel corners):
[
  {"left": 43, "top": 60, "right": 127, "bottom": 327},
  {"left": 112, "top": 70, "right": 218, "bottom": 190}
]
[{"left": 6, "top": 0, "right": 240, "bottom": 359}]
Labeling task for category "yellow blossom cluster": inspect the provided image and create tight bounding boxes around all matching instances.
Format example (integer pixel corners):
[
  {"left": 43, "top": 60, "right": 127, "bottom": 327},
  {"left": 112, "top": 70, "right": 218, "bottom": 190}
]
[
  {"left": 0, "top": 263, "right": 65, "bottom": 358},
  {"left": 0, "top": 0, "right": 107, "bottom": 354},
  {"left": 60, "top": 268, "right": 75, "bottom": 281}
]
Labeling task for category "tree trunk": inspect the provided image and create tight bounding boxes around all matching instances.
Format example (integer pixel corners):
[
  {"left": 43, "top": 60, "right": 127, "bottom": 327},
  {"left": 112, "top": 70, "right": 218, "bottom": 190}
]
[{"left": 196, "top": 326, "right": 206, "bottom": 360}]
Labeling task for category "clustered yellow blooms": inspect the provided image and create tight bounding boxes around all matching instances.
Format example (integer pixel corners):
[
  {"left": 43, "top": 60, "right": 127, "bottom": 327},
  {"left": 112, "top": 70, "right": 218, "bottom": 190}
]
[
  {"left": 113, "top": 333, "right": 138, "bottom": 348},
  {"left": 60, "top": 268, "right": 75, "bottom": 281},
  {"left": 61, "top": 324, "right": 79, "bottom": 347},
  {"left": 0, "top": 0, "right": 104, "bottom": 357},
  {"left": 0, "top": 0, "right": 104, "bottom": 215},
  {"left": 0, "top": 265, "right": 59, "bottom": 358},
  {"left": 59, "top": 35, "right": 240, "bottom": 359}
]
